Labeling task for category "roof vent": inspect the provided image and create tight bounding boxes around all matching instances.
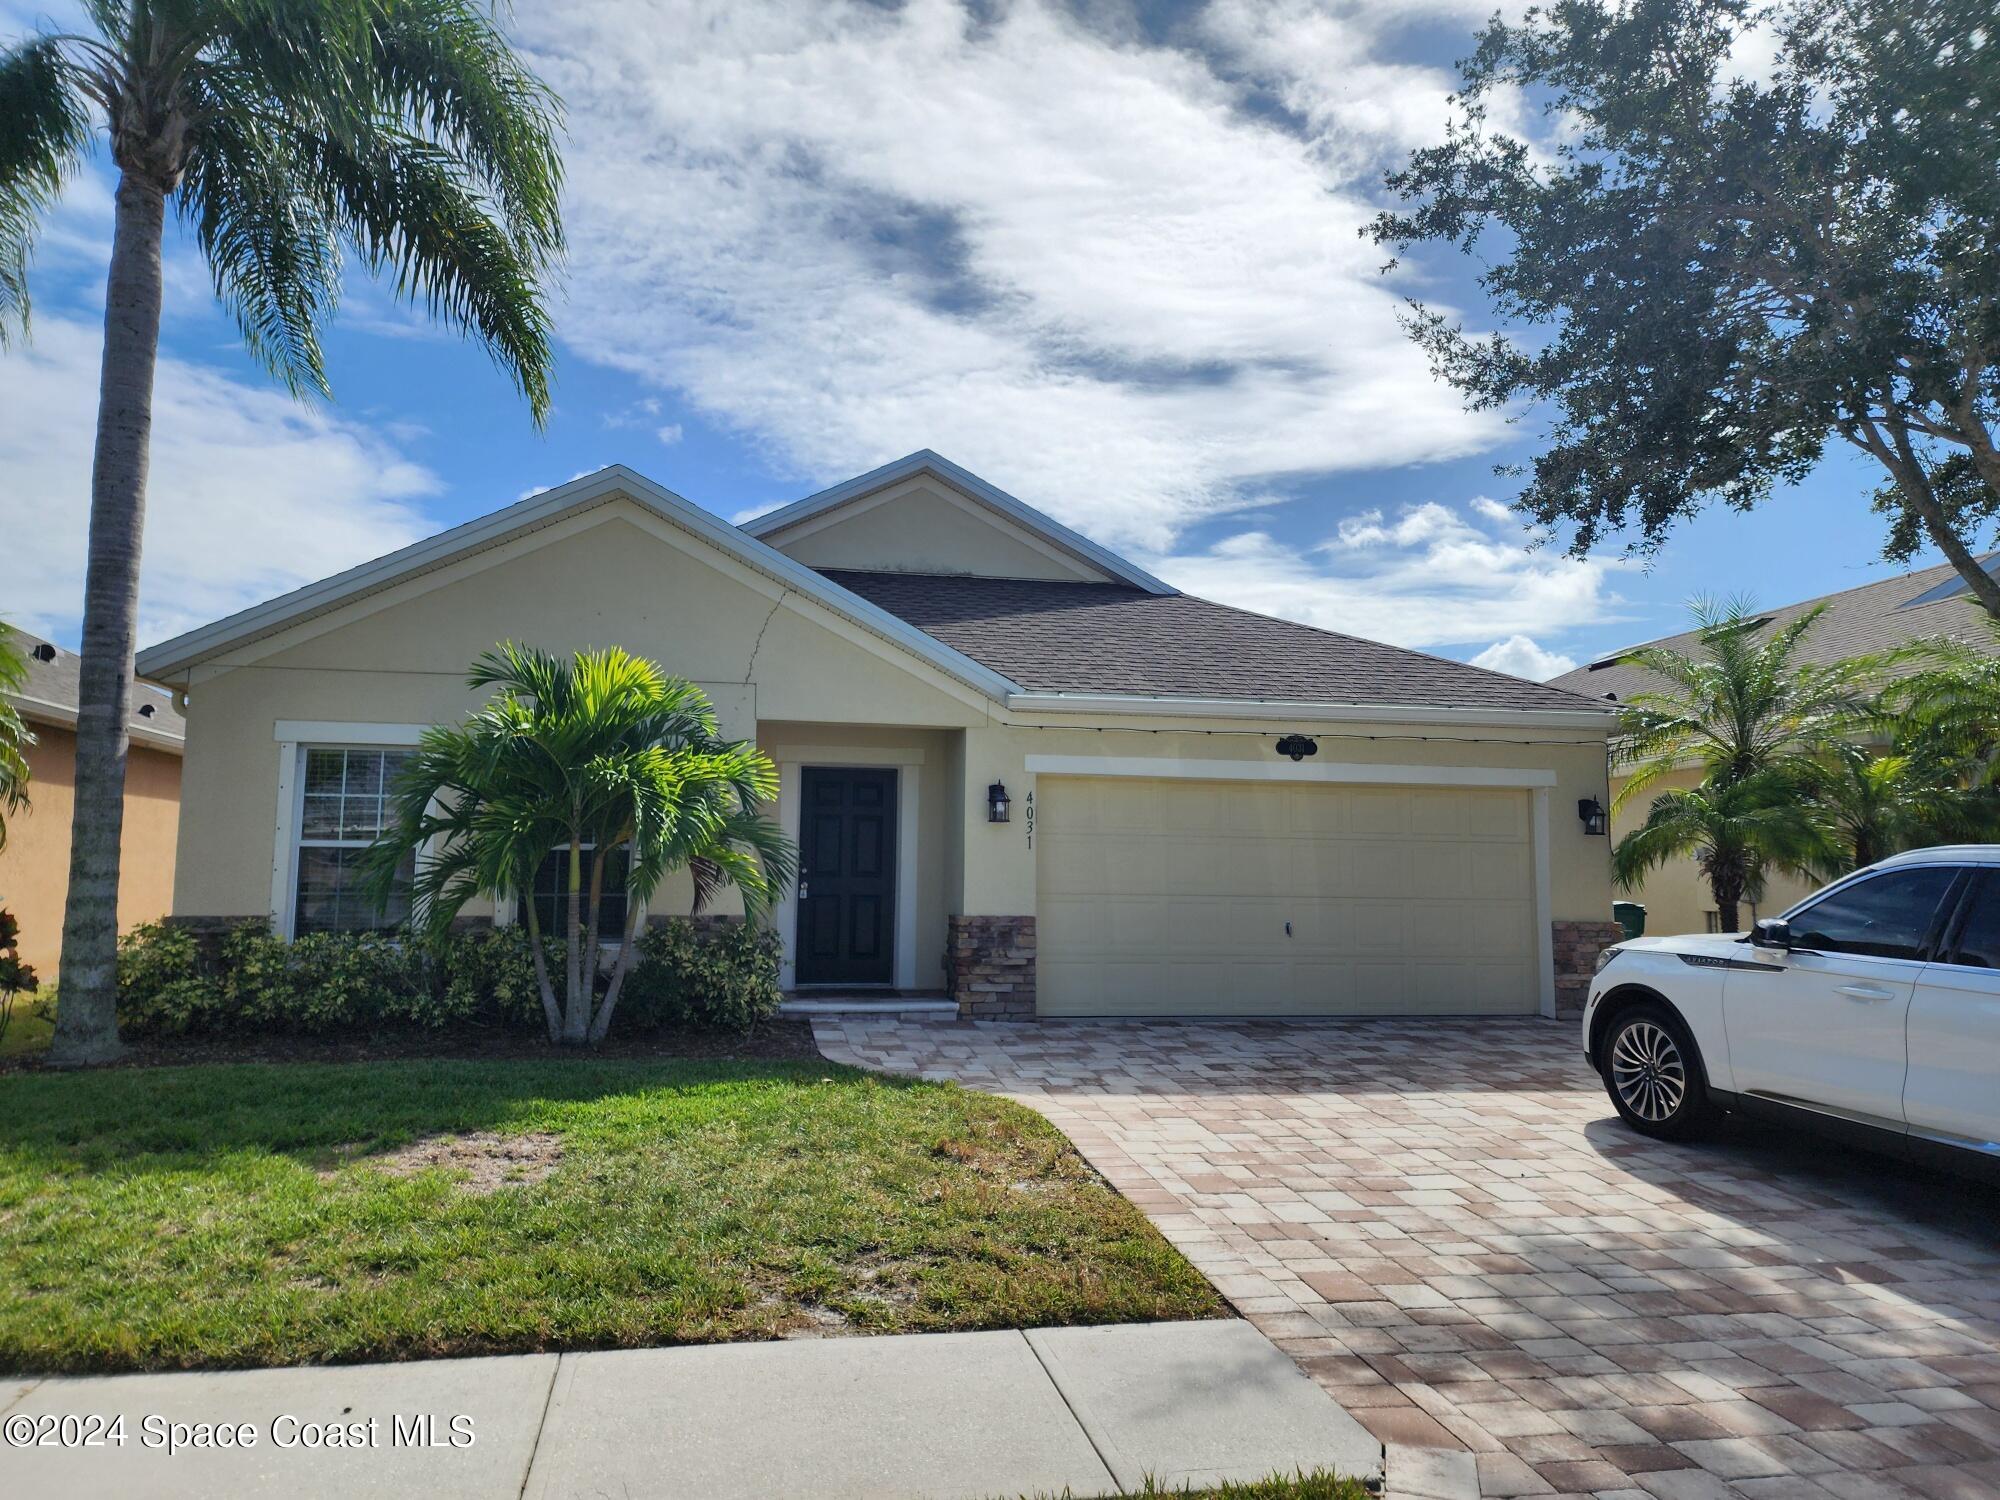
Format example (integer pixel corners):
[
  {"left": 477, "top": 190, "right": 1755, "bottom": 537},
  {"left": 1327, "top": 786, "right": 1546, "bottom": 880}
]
[
  {"left": 138, "top": 703, "right": 156, "bottom": 718},
  {"left": 30, "top": 643, "right": 55, "bottom": 663}
]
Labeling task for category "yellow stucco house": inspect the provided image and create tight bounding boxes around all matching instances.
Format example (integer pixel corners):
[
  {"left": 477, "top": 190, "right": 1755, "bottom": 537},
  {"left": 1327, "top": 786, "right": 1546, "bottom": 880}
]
[
  {"left": 138, "top": 452, "right": 1621, "bottom": 1019},
  {"left": 1547, "top": 555, "right": 1999, "bottom": 938},
  {"left": 0, "top": 633, "right": 184, "bottom": 974}
]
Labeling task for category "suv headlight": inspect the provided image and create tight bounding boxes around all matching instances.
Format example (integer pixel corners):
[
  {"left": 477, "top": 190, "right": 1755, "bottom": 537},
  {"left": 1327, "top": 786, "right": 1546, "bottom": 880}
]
[{"left": 1594, "top": 945, "right": 1625, "bottom": 974}]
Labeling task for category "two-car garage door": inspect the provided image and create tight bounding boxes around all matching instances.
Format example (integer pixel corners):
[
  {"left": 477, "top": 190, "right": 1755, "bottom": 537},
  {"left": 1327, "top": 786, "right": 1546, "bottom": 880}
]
[{"left": 1035, "top": 776, "right": 1539, "bottom": 1016}]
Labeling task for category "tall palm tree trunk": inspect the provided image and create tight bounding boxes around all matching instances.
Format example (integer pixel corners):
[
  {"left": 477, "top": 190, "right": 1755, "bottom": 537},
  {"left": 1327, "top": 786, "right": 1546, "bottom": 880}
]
[{"left": 49, "top": 172, "right": 165, "bottom": 1066}]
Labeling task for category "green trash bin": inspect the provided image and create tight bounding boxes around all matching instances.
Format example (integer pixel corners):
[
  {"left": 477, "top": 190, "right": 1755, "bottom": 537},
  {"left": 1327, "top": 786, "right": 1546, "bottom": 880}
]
[{"left": 1612, "top": 901, "right": 1646, "bottom": 940}]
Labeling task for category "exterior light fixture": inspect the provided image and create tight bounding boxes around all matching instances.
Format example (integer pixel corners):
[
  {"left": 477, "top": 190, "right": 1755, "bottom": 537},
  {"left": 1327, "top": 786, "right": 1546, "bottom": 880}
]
[
  {"left": 987, "top": 781, "right": 1011, "bottom": 822},
  {"left": 1578, "top": 797, "right": 1608, "bottom": 836},
  {"left": 1275, "top": 734, "right": 1318, "bottom": 762}
]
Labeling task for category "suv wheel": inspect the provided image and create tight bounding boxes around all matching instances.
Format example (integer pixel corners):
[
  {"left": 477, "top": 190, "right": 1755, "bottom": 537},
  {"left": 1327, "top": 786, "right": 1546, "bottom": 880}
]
[{"left": 1601, "top": 1002, "right": 1712, "bottom": 1141}]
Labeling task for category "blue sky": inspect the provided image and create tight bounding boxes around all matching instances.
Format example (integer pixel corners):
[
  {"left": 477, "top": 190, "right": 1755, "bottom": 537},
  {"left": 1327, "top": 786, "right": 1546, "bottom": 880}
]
[{"left": 0, "top": 0, "right": 1934, "bottom": 678}]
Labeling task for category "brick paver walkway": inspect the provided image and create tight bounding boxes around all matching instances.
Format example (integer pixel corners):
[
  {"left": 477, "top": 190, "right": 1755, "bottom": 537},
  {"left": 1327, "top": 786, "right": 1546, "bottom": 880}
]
[{"left": 814, "top": 1017, "right": 2000, "bottom": 1500}]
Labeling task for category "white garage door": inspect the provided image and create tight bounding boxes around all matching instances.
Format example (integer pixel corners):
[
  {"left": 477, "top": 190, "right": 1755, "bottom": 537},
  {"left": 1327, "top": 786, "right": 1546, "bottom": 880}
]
[{"left": 1035, "top": 776, "right": 1539, "bottom": 1017}]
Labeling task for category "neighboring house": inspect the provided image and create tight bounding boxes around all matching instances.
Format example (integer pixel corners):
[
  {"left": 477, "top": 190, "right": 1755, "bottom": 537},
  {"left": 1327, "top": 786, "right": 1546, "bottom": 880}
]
[
  {"left": 138, "top": 452, "right": 1619, "bottom": 1019},
  {"left": 0, "top": 632, "right": 185, "bottom": 974},
  {"left": 1548, "top": 555, "right": 2000, "bottom": 938}
]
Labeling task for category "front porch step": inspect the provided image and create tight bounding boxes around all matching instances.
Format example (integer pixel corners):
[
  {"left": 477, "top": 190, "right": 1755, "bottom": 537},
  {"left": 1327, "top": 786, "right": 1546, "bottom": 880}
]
[{"left": 779, "top": 996, "right": 959, "bottom": 1020}]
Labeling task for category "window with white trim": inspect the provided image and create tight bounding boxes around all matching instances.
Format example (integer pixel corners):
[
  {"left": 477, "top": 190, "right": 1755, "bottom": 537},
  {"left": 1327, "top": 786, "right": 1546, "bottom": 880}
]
[{"left": 294, "top": 747, "right": 416, "bottom": 934}]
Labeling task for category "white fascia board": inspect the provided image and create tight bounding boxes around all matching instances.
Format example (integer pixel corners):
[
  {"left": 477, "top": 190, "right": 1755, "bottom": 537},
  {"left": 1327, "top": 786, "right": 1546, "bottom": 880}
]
[
  {"left": 273, "top": 720, "right": 431, "bottom": 746},
  {"left": 1024, "top": 754, "right": 1560, "bottom": 788},
  {"left": 1004, "top": 691, "right": 1617, "bottom": 730},
  {"left": 742, "top": 450, "right": 1176, "bottom": 596},
  {"left": 7, "top": 692, "right": 186, "bottom": 754},
  {"left": 134, "top": 465, "right": 1021, "bottom": 704}
]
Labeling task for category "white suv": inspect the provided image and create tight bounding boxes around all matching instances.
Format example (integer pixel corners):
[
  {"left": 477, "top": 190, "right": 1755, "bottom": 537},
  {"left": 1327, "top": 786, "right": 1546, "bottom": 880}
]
[{"left": 1582, "top": 845, "right": 2000, "bottom": 1175}]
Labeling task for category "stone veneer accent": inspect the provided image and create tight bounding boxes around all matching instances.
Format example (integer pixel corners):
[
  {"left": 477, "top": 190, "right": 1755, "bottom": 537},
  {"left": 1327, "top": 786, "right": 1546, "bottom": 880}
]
[
  {"left": 945, "top": 915, "right": 1036, "bottom": 1019},
  {"left": 1552, "top": 919, "right": 1626, "bottom": 1017}
]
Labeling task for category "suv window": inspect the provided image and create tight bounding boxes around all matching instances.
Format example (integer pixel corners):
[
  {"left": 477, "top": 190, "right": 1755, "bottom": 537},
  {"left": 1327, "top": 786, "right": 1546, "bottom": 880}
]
[
  {"left": 1946, "top": 873, "right": 2000, "bottom": 969},
  {"left": 1789, "top": 867, "right": 1959, "bottom": 961}
]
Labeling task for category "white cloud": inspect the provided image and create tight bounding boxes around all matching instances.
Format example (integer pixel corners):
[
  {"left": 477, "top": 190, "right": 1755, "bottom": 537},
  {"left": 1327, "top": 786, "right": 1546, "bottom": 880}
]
[
  {"left": 1145, "top": 496, "right": 1627, "bottom": 652},
  {"left": 656, "top": 423, "right": 684, "bottom": 446},
  {"left": 1471, "top": 635, "right": 1579, "bottom": 681},
  {"left": 0, "top": 317, "right": 438, "bottom": 647},
  {"left": 516, "top": 0, "right": 1511, "bottom": 553}
]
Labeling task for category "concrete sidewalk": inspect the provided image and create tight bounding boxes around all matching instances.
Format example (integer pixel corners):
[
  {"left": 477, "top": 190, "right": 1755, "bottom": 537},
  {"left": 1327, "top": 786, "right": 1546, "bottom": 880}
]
[{"left": 0, "top": 1319, "right": 1382, "bottom": 1499}]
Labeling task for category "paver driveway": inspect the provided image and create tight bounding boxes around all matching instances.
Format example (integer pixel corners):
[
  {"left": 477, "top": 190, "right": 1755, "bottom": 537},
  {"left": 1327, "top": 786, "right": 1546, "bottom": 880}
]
[{"left": 815, "top": 1017, "right": 2000, "bottom": 1500}]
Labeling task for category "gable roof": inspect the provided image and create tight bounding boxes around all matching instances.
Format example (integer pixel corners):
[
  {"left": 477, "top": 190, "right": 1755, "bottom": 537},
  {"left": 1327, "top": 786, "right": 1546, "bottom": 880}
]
[
  {"left": 134, "top": 458, "right": 1614, "bottom": 727},
  {"left": 822, "top": 571, "right": 1612, "bottom": 718},
  {"left": 8, "top": 630, "right": 184, "bottom": 753},
  {"left": 1546, "top": 553, "right": 2000, "bottom": 704},
  {"left": 743, "top": 450, "right": 1175, "bottom": 594},
  {"left": 134, "top": 466, "right": 1020, "bottom": 701}
]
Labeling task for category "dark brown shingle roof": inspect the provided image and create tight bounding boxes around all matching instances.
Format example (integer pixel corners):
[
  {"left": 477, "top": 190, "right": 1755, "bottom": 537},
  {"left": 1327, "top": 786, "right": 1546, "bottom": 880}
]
[
  {"left": 1545, "top": 555, "right": 2000, "bottom": 704},
  {"left": 818, "top": 571, "right": 1608, "bottom": 714},
  {"left": 5, "top": 630, "right": 184, "bottom": 745}
]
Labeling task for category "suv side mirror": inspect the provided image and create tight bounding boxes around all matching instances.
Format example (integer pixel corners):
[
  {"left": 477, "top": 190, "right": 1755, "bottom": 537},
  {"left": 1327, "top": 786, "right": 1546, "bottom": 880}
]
[{"left": 1750, "top": 918, "right": 1792, "bottom": 950}]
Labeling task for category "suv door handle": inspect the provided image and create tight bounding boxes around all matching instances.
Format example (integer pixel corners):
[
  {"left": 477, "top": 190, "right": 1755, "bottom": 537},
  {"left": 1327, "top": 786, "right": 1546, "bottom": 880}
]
[{"left": 1836, "top": 983, "right": 1895, "bottom": 1002}]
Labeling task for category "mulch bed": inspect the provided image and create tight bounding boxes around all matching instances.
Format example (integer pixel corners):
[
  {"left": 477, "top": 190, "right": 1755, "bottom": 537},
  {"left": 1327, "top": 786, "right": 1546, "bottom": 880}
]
[{"left": 0, "top": 1019, "right": 824, "bottom": 1073}]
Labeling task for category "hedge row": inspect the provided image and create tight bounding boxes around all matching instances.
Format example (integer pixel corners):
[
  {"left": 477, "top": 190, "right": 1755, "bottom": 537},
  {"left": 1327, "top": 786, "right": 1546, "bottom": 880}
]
[{"left": 115, "top": 919, "right": 782, "bottom": 1037}]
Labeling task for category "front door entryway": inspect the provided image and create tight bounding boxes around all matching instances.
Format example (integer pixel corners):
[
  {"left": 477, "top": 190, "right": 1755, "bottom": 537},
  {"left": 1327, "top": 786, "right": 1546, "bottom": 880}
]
[{"left": 797, "top": 766, "right": 898, "bottom": 986}]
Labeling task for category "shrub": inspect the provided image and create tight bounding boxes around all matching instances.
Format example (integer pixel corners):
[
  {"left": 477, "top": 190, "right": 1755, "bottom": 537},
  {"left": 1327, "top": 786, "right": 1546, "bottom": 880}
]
[
  {"left": 111, "top": 918, "right": 774, "bottom": 1038},
  {"left": 619, "top": 919, "right": 783, "bottom": 1032},
  {"left": 116, "top": 921, "right": 226, "bottom": 1035},
  {"left": 420, "top": 925, "right": 555, "bottom": 1032}
]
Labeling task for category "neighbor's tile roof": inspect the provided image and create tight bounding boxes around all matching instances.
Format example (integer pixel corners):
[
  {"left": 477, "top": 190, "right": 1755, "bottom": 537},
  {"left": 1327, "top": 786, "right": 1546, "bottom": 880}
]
[
  {"left": 6, "top": 630, "right": 184, "bottom": 742},
  {"left": 1545, "top": 555, "right": 2000, "bottom": 704},
  {"left": 818, "top": 571, "right": 1607, "bottom": 713}
]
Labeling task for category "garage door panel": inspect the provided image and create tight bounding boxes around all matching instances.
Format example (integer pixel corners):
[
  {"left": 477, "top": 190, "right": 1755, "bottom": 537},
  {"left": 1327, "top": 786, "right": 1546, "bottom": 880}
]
[
  {"left": 1288, "top": 787, "right": 1353, "bottom": 837},
  {"left": 1035, "top": 776, "right": 1539, "bottom": 1017},
  {"left": 1348, "top": 788, "right": 1413, "bottom": 836}
]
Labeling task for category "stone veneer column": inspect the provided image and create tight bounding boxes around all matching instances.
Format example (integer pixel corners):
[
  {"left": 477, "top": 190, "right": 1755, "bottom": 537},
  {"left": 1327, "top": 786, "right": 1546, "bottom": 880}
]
[
  {"left": 1552, "top": 919, "right": 1626, "bottom": 1017},
  {"left": 945, "top": 915, "right": 1036, "bottom": 1019}
]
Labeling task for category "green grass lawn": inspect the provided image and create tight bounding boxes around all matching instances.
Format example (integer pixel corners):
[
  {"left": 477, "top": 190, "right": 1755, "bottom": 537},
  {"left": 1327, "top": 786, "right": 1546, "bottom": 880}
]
[{"left": 0, "top": 1056, "right": 1223, "bottom": 1373}]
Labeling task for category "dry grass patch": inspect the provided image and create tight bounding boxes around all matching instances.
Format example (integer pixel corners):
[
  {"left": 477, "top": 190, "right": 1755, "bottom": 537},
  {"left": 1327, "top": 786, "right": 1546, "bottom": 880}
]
[{"left": 361, "top": 1130, "right": 565, "bottom": 1193}]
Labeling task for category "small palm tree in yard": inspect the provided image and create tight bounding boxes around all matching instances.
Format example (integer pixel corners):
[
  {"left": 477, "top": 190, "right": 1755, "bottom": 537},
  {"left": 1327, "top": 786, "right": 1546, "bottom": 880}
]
[
  {"left": 1614, "top": 770, "right": 1831, "bottom": 934},
  {"left": 364, "top": 645, "right": 796, "bottom": 1045},
  {"left": 1613, "top": 597, "right": 1889, "bottom": 799},
  {"left": 1803, "top": 740, "right": 2000, "bottom": 879},
  {"left": 1611, "top": 597, "right": 1892, "bottom": 929},
  {"left": 4, "top": 2, "right": 564, "bottom": 1064},
  {"left": 1894, "top": 616, "right": 2000, "bottom": 788}
]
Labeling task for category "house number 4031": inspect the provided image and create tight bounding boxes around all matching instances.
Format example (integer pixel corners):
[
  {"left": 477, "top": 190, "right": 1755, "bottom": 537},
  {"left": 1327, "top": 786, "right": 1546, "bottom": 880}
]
[{"left": 1024, "top": 790, "right": 1035, "bottom": 849}]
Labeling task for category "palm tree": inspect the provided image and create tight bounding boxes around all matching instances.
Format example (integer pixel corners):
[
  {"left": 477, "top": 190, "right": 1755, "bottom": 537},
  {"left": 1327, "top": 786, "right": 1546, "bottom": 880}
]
[
  {"left": 364, "top": 645, "right": 796, "bottom": 1045},
  {"left": 1613, "top": 770, "right": 1831, "bottom": 933},
  {"left": 1613, "top": 597, "right": 1891, "bottom": 800},
  {"left": 1894, "top": 615, "right": 2000, "bottom": 787},
  {"left": 1611, "top": 596, "right": 1893, "bottom": 927},
  {"left": 3, "top": 2, "right": 564, "bottom": 1064},
  {"left": 1802, "top": 740, "right": 2000, "bottom": 879},
  {"left": 0, "top": 623, "right": 33, "bottom": 849}
]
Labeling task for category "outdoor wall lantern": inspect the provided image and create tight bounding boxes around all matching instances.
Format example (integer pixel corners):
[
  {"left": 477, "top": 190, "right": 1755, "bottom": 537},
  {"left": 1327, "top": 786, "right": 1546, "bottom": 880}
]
[
  {"left": 1578, "top": 797, "right": 1609, "bottom": 836},
  {"left": 1275, "top": 734, "right": 1319, "bottom": 762},
  {"left": 987, "top": 781, "right": 1012, "bottom": 822}
]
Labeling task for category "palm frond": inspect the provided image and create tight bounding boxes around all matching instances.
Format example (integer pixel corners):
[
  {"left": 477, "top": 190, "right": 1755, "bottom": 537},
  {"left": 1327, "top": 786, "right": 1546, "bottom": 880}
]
[
  {"left": 0, "top": 36, "right": 93, "bottom": 341},
  {"left": 177, "top": 70, "right": 342, "bottom": 395}
]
